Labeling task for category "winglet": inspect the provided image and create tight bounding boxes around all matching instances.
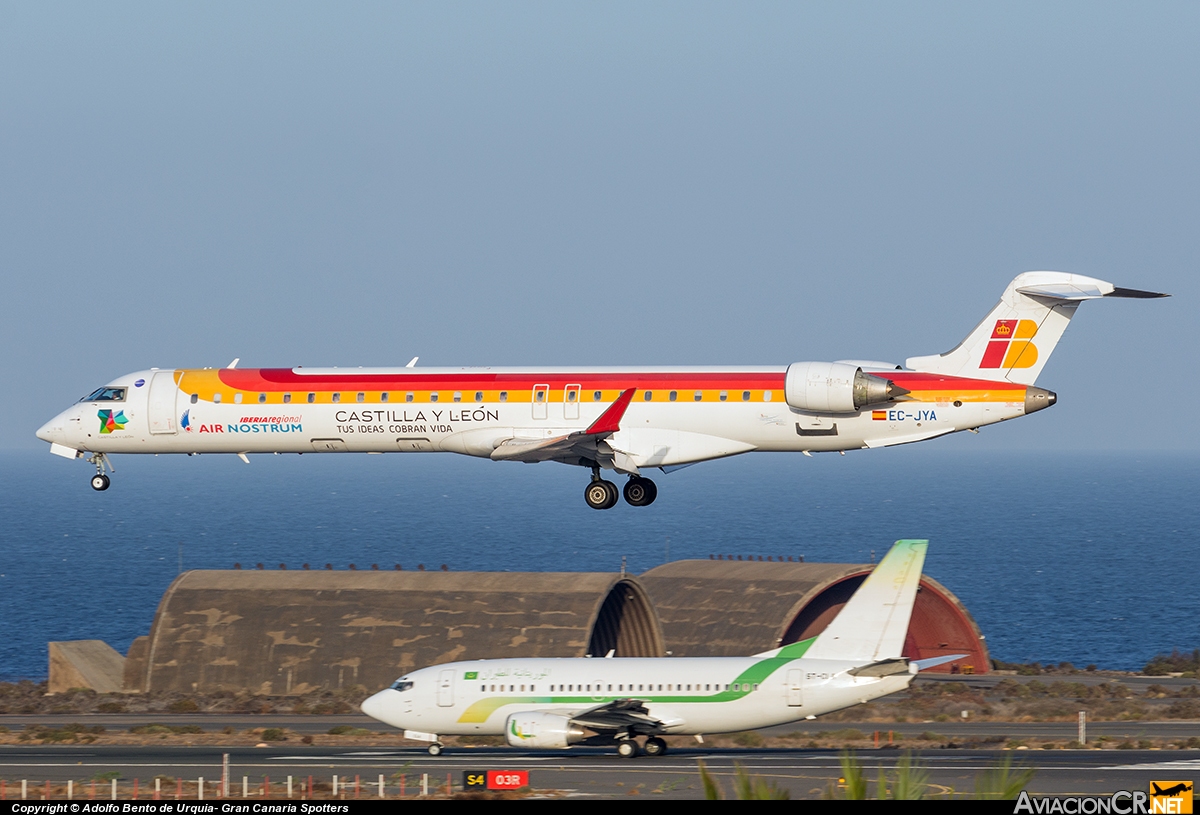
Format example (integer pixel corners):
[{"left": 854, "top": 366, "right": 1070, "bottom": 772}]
[{"left": 585, "top": 388, "right": 636, "bottom": 435}]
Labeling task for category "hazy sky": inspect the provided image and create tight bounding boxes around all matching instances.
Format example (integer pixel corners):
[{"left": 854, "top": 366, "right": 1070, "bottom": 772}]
[{"left": 2, "top": 2, "right": 1196, "bottom": 451}]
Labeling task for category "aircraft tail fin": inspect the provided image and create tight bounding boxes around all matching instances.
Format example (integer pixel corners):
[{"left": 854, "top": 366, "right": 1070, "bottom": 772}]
[
  {"left": 802, "top": 539, "right": 927, "bottom": 663},
  {"left": 905, "top": 272, "right": 1167, "bottom": 386}
]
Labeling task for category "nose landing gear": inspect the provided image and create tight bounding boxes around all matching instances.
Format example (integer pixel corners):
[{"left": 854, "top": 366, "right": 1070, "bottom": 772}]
[{"left": 87, "top": 453, "right": 114, "bottom": 491}]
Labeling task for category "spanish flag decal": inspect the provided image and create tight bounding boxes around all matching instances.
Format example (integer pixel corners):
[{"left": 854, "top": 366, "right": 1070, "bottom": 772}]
[{"left": 872, "top": 410, "right": 887, "bottom": 420}]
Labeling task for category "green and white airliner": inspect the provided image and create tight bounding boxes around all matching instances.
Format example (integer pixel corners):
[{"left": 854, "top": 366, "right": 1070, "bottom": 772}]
[{"left": 361, "top": 539, "right": 961, "bottom": 757}]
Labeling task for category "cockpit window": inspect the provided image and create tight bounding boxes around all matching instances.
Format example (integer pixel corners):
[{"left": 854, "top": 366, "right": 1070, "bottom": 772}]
[
  {"left": 80, "top": 387, "right": 126, "bottom": 402},
  {"left": 390, "top": 679, "right": 414, "bottom": 692}
]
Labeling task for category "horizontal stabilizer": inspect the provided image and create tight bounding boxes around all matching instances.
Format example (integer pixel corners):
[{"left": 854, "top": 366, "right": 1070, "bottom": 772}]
[
  {"left": 848, "top": 653, "right": 968, "bottom": 677},
  {"left": 1108, "top": 286, "right": 1170, "bottom": 299},
  {"left": 1016, "top": 281, "right": 1169, "bottom": 300},
  {"left": 848, "top": 658, "right": 910, "bottom": 678},
  {"left": 906, "top": 272, "right": 1168, "bottom": 385},
  {"left": 803, "top": 539, "right": 927, "bottom": 663},
  {"left": 911, "top": 654, "right": 969, "bottom": 672}
]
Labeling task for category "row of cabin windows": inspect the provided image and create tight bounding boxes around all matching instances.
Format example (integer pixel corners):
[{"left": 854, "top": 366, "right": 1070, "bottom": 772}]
[
  {"left": 646, "top": 390, "right": 765, "bottom": 402},
  {"left": 479, "top": 682, "right": 759, "bottom": 693},
  {"left": 193, "top": 390, "right": 773, "bottom": 404}
]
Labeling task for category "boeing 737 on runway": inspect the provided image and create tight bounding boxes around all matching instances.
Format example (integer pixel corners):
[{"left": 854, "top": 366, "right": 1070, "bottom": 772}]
[
  {"left": 360, "top": 540, "right": 960, "bottom": 757},
  {"left": 37, "top": 272, "right": 1166, "bottom": 507}
]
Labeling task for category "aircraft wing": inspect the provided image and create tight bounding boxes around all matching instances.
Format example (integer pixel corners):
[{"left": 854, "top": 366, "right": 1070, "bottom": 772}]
[
  {"left": 564, "top": 698, "right": 670, "bottom": 737},
  {"left": 489, "top": 387, "right": 755, "bottom": 474},
  {"left": 490, "top": 388, "right": 638, "bottom": 470}
]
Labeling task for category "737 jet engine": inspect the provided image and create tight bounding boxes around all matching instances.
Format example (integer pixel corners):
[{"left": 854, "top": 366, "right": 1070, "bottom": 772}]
[{"left": 504, "top": 712, "right": 586, "bottom": 749}]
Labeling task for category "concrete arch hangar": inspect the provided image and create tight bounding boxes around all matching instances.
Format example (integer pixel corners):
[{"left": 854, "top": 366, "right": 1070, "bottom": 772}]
[
  {"left": 640, "top": 560, "right": 989, "bottom": 674},
  {"left": 122, "top": 570, "right": 664, "bottom": 695}
]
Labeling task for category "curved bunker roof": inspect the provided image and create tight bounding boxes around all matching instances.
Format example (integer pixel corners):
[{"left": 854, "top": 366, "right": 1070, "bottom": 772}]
[
  {"left": 640, "top": 560, "right": 989, "bottom": 674},
  {"left": 124, "top": 570, "right": 663, "bottom": 695}
]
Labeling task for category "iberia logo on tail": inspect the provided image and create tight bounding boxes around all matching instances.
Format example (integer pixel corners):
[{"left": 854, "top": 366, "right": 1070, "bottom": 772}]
[{"left": 981, "top": 319, "right": 1039, "bottom": 369}]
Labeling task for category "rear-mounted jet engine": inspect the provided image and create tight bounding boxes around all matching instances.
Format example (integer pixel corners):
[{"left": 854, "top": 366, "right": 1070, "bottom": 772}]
[{"left": 784, "top": 361, "right": 909, "bottom": 413}]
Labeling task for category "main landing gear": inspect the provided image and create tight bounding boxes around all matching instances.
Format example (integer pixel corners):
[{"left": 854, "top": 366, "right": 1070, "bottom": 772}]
[
  {"left": 622, "top": 476, "right": 657, "bottom": 507},
  {"left": 616, "top": 736, "right": 668, "bottom": 758},
  {"left": 584, "top": 475, "right": 619, "bottom": 510},
  {"left": 88, "top": 453, "right": 113, "bottom": 491},
  {"left": 584, "top": 469, "right": 657, "bottom": 510}
]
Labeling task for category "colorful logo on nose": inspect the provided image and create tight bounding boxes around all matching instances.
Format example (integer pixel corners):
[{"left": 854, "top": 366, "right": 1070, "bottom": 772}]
[
  {"left": 98, "top": 409, "right": 128, "bottom": 434},
  {"left": 981, "top": 319, "right": 1039, "bottom": 369}
]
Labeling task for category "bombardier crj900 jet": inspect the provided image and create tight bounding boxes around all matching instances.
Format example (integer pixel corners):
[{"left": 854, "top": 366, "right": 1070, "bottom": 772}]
[
  {"left": 38, "top": 272, "right": 1165, "bottom": 508},
  {"left": 361, "top": 540, "right": 957, "bottom": 758}
]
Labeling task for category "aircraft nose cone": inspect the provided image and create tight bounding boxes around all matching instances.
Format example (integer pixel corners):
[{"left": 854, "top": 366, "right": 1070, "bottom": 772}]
[
  {"left": 361, "top": 690, "right": 391, "bottom": 723},
  {"left": 36, "top": 418, "right": 60, "bottom": 443}
]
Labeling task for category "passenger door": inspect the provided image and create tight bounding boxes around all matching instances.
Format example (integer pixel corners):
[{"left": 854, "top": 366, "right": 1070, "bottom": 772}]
[
  {"left": 437, "top": 669, "right": 455, "bottom": 707},
  {"left": 147, "top": 371, "right": 178, "bottom": 435},
  {"left": 786, "top": 669, "right": 803, "bottom": 707},
  {"left": 564, "top": 384, "right": 581, "bottom": 420},
  {"left": 532, "top": 384, "right": 549, "bottom": 420}
]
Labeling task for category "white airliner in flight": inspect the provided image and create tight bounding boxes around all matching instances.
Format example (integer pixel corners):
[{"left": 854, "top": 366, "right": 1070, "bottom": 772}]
[
  {"left": 37, "top": 272, "right": 1164, "bottom": 507},
  {"left": 361, "top": 539, "right": 959, "bottom": 757}
]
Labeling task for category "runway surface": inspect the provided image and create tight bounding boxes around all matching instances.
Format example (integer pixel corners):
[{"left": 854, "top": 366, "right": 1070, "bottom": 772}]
[
  {"left": 1, "top": 744, "right": 1198, "bottom": 799},
  {"left": 2, "top": 713, "right": 1195, "bottom": 740}
]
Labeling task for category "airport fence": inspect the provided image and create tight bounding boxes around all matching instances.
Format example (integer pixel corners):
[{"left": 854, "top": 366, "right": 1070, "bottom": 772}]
[{"left": 0, "top": 772, "right": 456, "bottom": 800}]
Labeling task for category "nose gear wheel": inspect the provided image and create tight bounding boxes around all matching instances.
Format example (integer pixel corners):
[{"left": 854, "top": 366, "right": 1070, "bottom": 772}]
[{"left": 87, "top": 453, "right": 114, "bottom": 490}]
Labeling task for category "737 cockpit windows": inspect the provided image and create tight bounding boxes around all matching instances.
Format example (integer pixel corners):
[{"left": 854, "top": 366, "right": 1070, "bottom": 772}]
[
  {"left": 390, "top": 680, "right": 414, "bottom": 692},
  {"left": 80, "top": 387, "right": 126, "bottom": 402}
]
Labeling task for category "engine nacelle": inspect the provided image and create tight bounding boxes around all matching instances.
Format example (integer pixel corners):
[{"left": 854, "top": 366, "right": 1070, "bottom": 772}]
[
  {"left": 785, "top": 362, "right": 908, "bottom": 413},
  {"left": 504, "top": 711, "right": 585, "bottom": 749}
]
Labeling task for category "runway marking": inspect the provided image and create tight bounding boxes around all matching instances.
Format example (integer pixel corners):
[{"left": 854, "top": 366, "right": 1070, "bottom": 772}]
[{"left": 1103, "top": 759, "right": 1200, "bottom": 770}]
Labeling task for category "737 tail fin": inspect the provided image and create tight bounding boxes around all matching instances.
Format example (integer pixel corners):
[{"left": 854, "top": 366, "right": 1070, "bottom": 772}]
[
  {"left": 802, "top": 539, "right": 927, "bottom": 663},
  {"left": 905, "top": 272, "right": 1167, "bottom": 386}
]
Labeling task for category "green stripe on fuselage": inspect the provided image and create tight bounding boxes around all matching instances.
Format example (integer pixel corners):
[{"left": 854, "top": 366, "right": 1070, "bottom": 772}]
[{"left": 456, "top": 637, "right": 816, "bottom": 723}]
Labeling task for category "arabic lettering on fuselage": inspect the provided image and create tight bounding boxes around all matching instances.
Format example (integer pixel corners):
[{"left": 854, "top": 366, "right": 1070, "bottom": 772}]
[{"left": 476, "top": 667, "right": 552, "bottom": 681}]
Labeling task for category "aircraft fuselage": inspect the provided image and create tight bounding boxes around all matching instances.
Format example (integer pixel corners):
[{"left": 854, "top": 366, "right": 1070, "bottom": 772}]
[{"left": 39, "top": 365, "right": 1039, "bottom": 460}]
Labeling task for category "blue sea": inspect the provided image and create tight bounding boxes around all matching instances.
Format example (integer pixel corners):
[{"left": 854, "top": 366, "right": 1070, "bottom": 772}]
[{"left": 0, "top": 448, "right": 1196, "bottom": 682}]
